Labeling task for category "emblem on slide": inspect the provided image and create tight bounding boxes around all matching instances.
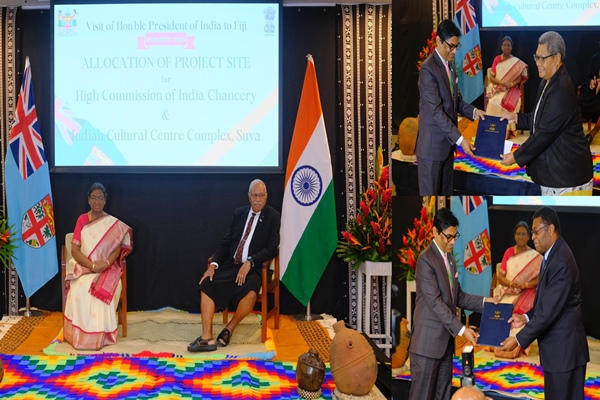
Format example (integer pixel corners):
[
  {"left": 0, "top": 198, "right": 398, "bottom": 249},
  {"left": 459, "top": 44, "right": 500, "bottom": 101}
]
[
  {"left": 21, "top": 194, "right": 56, "bottom": 249},
  {"left": 290, "top": 165, "right": 322, "bottom": 206},
  {"left": 263, "top": 6, "right": 276, "bottom": 34},
  {"left": 57, "top": 9, "right": 78, "bottom": 36}
]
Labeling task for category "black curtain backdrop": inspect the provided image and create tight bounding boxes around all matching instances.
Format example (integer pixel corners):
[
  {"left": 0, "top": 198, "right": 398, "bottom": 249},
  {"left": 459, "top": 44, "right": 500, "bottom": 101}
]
[
  {"left": 392, "top": 196, "right": 600, "bottom": 339},
  {"left": 392, "top": 0, "right": 432, "bottom": 126},
  {"left": 395, "top": 0, "right": 600, "bottom": 121},
  {"left": 5, "top": 7, "right": 350, "bottom": 320}
]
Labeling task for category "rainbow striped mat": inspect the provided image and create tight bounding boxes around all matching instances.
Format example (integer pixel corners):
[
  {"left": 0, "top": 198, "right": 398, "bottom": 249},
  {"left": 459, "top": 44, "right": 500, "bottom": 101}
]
[
  {"left": 395, "top": 356, "right": 600, "bottom": 399},
  {"left": 0, "top": 354, "right": 336, "bottom": 398},
  {"left": 453, "top": 146, "right": 600, "bottom": 188}
]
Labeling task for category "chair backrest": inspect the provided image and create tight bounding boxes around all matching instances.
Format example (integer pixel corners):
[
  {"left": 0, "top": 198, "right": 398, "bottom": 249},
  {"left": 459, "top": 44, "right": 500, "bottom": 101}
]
[{"left": 65, "top": 233, "right": 74, "bottom": 260}]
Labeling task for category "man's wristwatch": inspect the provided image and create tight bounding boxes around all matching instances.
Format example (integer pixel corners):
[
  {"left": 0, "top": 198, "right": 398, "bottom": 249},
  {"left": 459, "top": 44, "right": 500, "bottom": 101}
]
[{"left": 247, "top": 256, "right": 254, "bottom": 268}]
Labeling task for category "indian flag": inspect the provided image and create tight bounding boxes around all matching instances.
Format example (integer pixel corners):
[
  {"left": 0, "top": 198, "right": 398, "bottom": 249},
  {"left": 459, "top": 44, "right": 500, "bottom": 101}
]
[{"left": 280, "top": 55, "right": 337, "bottom": 306}]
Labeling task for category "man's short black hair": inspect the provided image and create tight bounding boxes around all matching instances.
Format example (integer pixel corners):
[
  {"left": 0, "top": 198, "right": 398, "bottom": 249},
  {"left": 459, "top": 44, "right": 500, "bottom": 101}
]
[
  {"left": 434, "top": 208, "right": 459, "bottom": 232},
  {"left": 533, "top": 207, "right": 561, "bottom": 235},
  {"left": 436, "top": 19, "right": 462, "bottom": 42}
]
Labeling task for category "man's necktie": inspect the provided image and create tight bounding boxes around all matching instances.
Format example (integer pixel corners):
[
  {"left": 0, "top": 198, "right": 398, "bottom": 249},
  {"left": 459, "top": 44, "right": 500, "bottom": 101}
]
[
  {"left": 445, "top": 62, "right": 455, "bottom": 98},
  {"left": 443, "top": 252, "right": 454, "bottom": 294},
  {"left": 234, "top": 213, "right": 256, "bottom": 264},
  {"left": 540, "top": 258, "right": 547, "bottom": 274}
]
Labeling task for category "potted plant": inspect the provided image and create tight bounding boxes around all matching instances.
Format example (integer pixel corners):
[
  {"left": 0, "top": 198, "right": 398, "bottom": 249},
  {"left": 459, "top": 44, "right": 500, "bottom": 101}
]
[
  {"left": 396, "top": 197, "right": 436, "bottom": 282},
  {"left": 336, "top": 147, "right": 392, "bottom": 268},
  {"left": 416, "top": 31, "right": 437, "bottom": 72}
]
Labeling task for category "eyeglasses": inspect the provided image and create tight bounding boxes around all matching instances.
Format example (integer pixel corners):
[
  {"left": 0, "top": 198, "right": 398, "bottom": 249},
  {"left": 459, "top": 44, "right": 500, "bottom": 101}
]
[
  {"left": 439, "top": 230, "right": 460, "bottom": 241},
  {"left": 531, "top": 225, "right": 549, "bottom": 237},
  {"left": 90, "top": 196, "right": 105, "bottom": 202},
  {"left": 249, "top": 193, "right": 266, "bottom": 199},
  {"left": 533, "top": 53, "right": 557, "bottom": 63},
  {"left": 444, "top": 39, "right": 461, "bottom": 51}
]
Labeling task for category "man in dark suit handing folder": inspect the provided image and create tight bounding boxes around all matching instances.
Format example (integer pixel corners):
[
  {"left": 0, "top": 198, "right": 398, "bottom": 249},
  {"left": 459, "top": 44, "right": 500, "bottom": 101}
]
[
  {"left": 416, "top": 19, "right": 485, "bottom": 196},
  {"left": 500, "top": 207, "right": 589, "bottom": 400}
]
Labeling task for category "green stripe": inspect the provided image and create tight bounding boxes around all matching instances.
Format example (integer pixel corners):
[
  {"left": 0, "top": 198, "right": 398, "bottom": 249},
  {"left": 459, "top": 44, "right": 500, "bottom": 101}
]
[{"left": 282, "top": 183, "right": 337, "bottom": 306}]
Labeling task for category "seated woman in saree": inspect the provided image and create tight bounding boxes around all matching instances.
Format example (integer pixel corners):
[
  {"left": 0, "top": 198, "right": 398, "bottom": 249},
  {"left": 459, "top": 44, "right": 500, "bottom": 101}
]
[
  {"left": 492, "top": 220, "right": 542, "bottom": 358},
  {"left": 63, "top": 182, "right": 132, "bottom": 350},
  {"left": 485, "top": 36, "right": 528, "bottom": 138}
]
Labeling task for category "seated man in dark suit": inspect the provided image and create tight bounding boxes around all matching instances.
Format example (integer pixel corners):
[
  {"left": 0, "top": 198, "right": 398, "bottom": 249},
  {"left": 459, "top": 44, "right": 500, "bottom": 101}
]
[{"left": 188, "top": 179, "right": 280, "bottom": 352}]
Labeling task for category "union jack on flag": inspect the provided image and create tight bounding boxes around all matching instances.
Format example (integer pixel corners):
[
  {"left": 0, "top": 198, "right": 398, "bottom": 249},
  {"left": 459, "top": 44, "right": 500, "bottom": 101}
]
[
  {"left": 455, "top": 0, "right": 477, "bottom": 34},
  {"left": 9, "top": 57, "right": 46, "bottom": 180},
  {"left": 462, "top": 196, "right": 485, "bottom": 216}
]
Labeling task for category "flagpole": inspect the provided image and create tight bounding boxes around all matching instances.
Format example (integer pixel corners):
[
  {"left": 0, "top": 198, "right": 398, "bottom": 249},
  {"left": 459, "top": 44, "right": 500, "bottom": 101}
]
[
  {"left": 12, "top": 264, "right": 43, "bottom": 317},
  {"left": 294, "top": 301, "right": 322, "bottom": 321},
  {"left": 19, "top": 297, "right": 44, "bottom": 317}
]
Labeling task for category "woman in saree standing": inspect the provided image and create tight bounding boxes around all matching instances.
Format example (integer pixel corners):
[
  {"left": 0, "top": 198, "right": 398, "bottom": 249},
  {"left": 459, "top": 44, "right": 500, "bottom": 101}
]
[
  {"left": 493, "top": 220, "right": 542, "bottom": 358},
  {"left": 485, "top": 36, "right": 528, "bottom": 138},
  {"left": 63, "top": 182, "right": 132, "bottom": 350}
]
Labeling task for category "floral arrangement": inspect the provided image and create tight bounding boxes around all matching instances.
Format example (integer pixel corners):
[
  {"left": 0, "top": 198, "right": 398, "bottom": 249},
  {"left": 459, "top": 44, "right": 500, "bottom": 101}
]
[
  {"left": 396, "top": 197, "right": 436, "bottom": 281},
  {"left": 336, "top": 148, "right": 392, "bottom": 268},
  {"left": 417, "top": 31, "right": 437, "bottom": 72},
  {"left": 0, "top": 216, "right": 16, "bottom": 270}
]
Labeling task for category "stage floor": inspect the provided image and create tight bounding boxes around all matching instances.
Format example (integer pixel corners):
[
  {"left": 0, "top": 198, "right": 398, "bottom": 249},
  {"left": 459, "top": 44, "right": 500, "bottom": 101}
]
[
  {"left": 392, "top": 123, "right": 600, "bottom": 196},
  {"left": 392, "top": 337, "right": 600, "bottom": 399},
  {"left": 0, "top": 310, "right": 390, "bottom": 399}
]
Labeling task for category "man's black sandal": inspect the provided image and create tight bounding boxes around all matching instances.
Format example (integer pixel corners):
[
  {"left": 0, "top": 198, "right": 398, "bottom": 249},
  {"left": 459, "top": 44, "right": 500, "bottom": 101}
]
[
  {"left": 188, "top": 337, "right": 217, "bottom": 352},
  {"left": 217, "top": 328, "right": 232, "bottom": 347}
]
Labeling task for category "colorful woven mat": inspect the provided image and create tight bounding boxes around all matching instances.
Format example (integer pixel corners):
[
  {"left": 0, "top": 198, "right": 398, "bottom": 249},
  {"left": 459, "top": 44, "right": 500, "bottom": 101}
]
[
  {"left": 395, "top": 356, "right": 600, "bottom": 399},
  {"left": 0, "top": 354, "right": 336, "bottom": 399},
  {"left": 454, "top": 145, "right": 600, "bottom": 188}
]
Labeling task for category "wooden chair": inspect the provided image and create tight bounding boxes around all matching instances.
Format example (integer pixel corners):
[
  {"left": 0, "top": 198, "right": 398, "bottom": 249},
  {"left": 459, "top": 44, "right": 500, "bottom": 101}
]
[
  {"left": 61, "top": 232, "right": 128, "bottom": 337},
  {"left": 211, "top": 254, "right": 280, "bottom": 343}
]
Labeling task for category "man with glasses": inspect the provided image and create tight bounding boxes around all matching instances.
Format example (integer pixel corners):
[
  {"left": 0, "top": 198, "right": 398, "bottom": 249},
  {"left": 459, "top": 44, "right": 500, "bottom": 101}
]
[
  {"left": 500, "top": 207, "right": 589, "bottom": 399},
  {"left": 416, "top": 19, "right": 486, "bottom": 195},
  {"left": 499, "top": 31, "right": 593, "bottom": 195},
  {"left": 188, "top": 179, "right": 280, "bottom": 352},
  {"left": 409, "top": 208, "right": 496, "bottom": 400}
]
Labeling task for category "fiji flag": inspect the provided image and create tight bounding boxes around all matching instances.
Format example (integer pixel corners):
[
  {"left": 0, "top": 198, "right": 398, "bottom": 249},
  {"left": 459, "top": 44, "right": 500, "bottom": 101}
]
[
  {"left": 451, "top": 196, "right": 492, "bottom": 316},
  {"left": 5, "top": 57, "right": 58, "bottom": 298},
  {"left": 454, "top": 0, "right": 484, "bottom": 104}
]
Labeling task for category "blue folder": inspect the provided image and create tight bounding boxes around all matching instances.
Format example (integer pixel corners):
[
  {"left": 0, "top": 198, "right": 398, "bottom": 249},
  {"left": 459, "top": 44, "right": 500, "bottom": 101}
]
[
  {"left": 478, "top": 302, "right": 513, "bottom": 347},
  {"left": 474, "top": 116, "right": 508, "bottom": 160}
]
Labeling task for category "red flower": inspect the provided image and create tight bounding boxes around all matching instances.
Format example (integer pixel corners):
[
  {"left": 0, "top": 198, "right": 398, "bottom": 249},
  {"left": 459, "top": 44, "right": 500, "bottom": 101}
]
[
  {"left": 420, "top": 206, "right": 428, "bottom": 222},
  {"left": 359, "top": 201, "right": 368, "bottom": 216},
  {"left": 379, "top": 165, "right": 389, "bottom": 185},
  {"left": 342, "top": 231, "right": 361, "bottom": 246},
  {"left": 366, "top": 189, "right": 376, "bottom": 202},
  {"left": 370, "top": 221, "right": 382, "bottom": 236},
  {"left": 0, "top": 230, "right": 9, "bottom": 243}
]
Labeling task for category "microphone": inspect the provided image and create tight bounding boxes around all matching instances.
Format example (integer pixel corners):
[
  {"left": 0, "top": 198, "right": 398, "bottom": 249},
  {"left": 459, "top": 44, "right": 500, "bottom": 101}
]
[{"left": 460, "top": 345, "right": 475, "bottom": 386}]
